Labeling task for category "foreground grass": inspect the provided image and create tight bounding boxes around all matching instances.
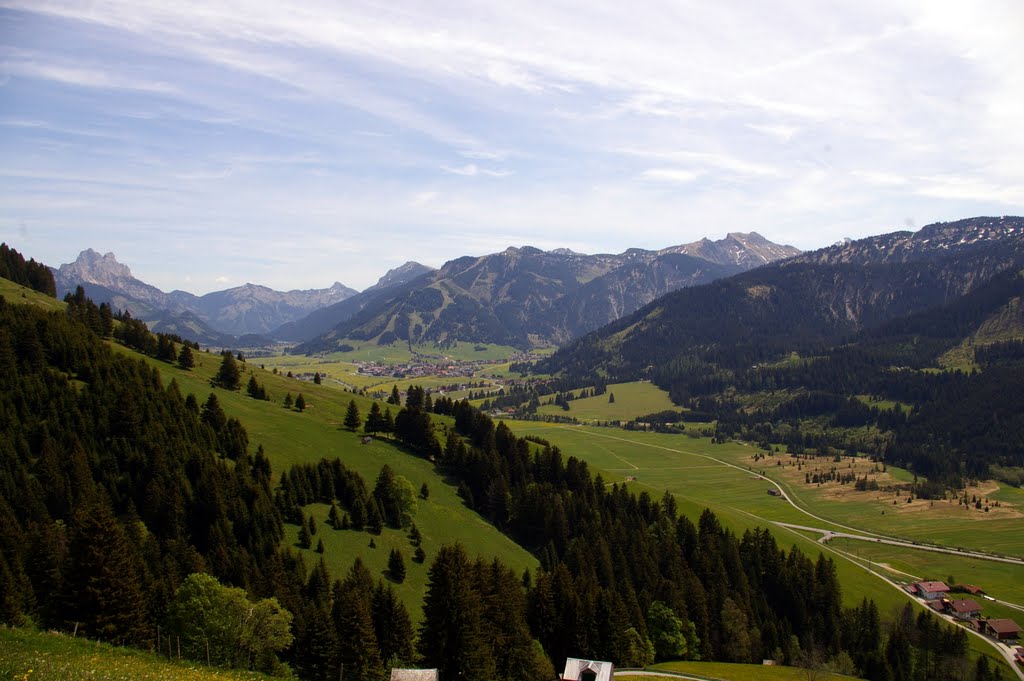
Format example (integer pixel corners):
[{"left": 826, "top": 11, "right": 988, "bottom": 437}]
[{"left": 0, "top": 627, "right": 274, "bottom": 681}]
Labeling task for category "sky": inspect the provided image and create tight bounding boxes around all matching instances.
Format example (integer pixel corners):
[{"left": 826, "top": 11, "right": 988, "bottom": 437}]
[{"left": 1, "top": 1, "right": 1022, "bottom": 294}]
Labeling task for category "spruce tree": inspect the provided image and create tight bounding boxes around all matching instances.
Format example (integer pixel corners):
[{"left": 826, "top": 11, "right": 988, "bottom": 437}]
[
  {"left": 62, "top": 499, "right": 148, "bottom": 645},
  {"left": 388, "top": 548, "right": 406, "bottom": 583},
  {"left": 177, "top": 344, "right": 195, "bottom": 370},
  {"left": 214, "top": 351, "right": 241, "bottom": 390},
  {"left": 295, "top": 393, "right": 306, "bottom": 412},
  {"left": 344, "top": 399, "right": 362, "bottom": 431},
  {"left": 418, "top": 544, "right": 495, "bottom": 681},
  {"left": 284, "top": 392, "right": 293, "bottom": 409},
  {"left": 313, "top": 371, "right": 322, "bottom": 385},
  {"left": 372, "top": 581, "right": 415, "bottom": 665},
  {"left": 364, "top": 402, "right": 383, "bottom": 434}
]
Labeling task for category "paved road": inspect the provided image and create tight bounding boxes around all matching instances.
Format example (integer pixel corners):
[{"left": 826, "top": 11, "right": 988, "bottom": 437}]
[
  {"left": 774, "top": 521, "right": 1024, "bottom": 566},
  {"left": 553, "top": 427, "right": 1024, "bottom": 678}
]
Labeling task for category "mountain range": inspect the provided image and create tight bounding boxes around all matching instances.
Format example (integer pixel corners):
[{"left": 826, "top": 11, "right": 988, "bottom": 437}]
[
  {"left": 295, "top": 232, "right": 799, "bottom": 352},
  {"left": 540, "top": 216, "right": 1024, "bottom": 382},
  {"left": 53, "top": 233, "right": 799, "bottom": 348},
  {"left": 53, "top": 249, "right": 360, "bottom": 343}
]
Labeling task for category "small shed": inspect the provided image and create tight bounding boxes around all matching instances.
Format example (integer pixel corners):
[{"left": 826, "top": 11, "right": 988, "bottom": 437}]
[
  {"left": 362, "top": 436, "right": 373, "bottom": 444},
  {"left": 562, "top": 658, "right": 614, "bottom": 681},
  {"left": 390, "top": 669, "right": 439, "bottom": 681},
  {"left": 984, "top": 618, "right": 1021, "bottom": 641}
]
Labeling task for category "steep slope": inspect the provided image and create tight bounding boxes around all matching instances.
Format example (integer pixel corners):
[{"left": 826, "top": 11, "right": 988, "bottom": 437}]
[
  {"left": 541, "top": 216, "right": 1024, "bottom": 382},
  {"left": 298, "top": 234, "right": 798, "bottom": 351},
  {"left": 271, "top": 261, "right": 434, "bottom": 342}
]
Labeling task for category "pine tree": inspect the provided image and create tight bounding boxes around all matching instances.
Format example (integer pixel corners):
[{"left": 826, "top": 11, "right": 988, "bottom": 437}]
[
  {"left": 413, "top": 546, "right": 426, "bottom": 564},
  {"left": 62, "top": 499, "right": 148, "bottom": 645},
  {"left": 608, "top": 392, "right": 616, "bottom": 404},
  {"left": 177, "top": 344, "right": 195, "bottom": 370},
  {"left": 418, "top": 544, "right": 495, "bottom": 681},
  {"left": 284, "top": 392, "right": 293, "bottom": 409},
  {"left": 214, "top": 351, "right": 241, "bottom": 390},
  {"left": 388, "top": 548, "right": 406, "bottom": 583},
  {"left": 295, "top": 393, "right": 306, "bottom": 412},
  {"left": 364, "top": 402, "right": 383, "bottom": 434},
  {"left": 313, "top": 371, "right": 322, "bottom": 385},
  {"left": 344, "top": 399, "right": 362, "bottom": 432},
  {"left": 316, "top": 538, "right": 325, "bottom": 554},
  {"left": 328, "top": 503, "right": 342, "bottom": 529},
  {"left": 298, "top": 523, "right": 312, "bottom": 549},
  {"left": 420, "top": 482, "right": 430, "bottom": 500},
  {"left": 388, "top": 385, "right": 401, "bottom": 405},
  {"left": 372, "top": 581, "right": 415, "bottom": 666}
]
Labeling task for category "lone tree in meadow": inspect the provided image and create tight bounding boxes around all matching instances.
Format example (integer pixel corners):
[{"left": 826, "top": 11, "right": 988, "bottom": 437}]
[
  {"left": 294, "top": 393, "right": 306, "bottom": 412},
  {"left": 177, "top": 344, "right": 195, "bottom": 370},
  {"left": 388, "top": 548, "right": 406, "bottom": 583},
  {"left": 313, "top": 371, "right": 322, "bottom": 385},
  {"left": 213, "top": 351, "right": 241, "bottom": 390},
  {"left": 608, "top": 392, "right": 616, "bottom": 404},
  {"left": 344, "top": 399, "right": 362, "bottom": 431}
]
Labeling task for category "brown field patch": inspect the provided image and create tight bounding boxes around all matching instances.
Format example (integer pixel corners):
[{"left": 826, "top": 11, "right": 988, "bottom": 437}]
[{"left": 744, "top": 451, "right": 1021, "bottom": 520}]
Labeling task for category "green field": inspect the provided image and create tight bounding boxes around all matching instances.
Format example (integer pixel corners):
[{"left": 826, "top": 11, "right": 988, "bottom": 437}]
[
  {"left": 631, "top": 659, "right": 857, "bottom": 681},
  {"left": 114, "top": 343, "right": 537, "bottom": 618},
  {"left": 536, "top": 381, "right": 678, "bottom": 422},
  {"left": 0, "top": 278, "right": 65, "bottom": 311},
  {"left": 0, "top": 627, "right": 273, "bottom": 681}
]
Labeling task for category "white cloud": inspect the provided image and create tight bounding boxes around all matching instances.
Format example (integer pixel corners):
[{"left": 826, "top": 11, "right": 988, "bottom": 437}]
[
  {"left": 641, "top": 168, "right": 703, "bottom": 184},
  {"left": 441, "top": 163, "right": 513, "bottom": 178}
]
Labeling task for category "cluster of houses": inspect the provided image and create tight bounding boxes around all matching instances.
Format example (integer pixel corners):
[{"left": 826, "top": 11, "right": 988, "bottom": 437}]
[
  {"left": 904, "top": 581, "right": 1021, "bottom": 645},
  {"left": 356, "top": 358, "right": 495, "bottom": 379}
]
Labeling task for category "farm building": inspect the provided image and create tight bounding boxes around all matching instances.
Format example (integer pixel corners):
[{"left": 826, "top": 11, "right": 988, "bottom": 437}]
[
  {"left": 944, "top": 599, "right": 983, "bottom": 619},
  {"left": 562, "top": 658, "right": 614, "bottom": 681},
  {"left": 912, "top": 581, "right": 950, "bottom": 599},
  {"left": 961, "top": 584, "right": 985, "bottom": 595},
  {"left": 1013, "top": 647, "right": 1024, "bottom": 664},
  {"left": 984, "top": 619, "right": 1021, "bottom": 641},
  {"left": 390, "top": 669, "right": 439, "bottom": 681}
]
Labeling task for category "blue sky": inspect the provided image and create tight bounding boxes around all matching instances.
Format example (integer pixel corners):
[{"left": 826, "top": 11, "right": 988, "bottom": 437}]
[{"left": 1, "top": 0, "right": 1022, "bottom": 293}]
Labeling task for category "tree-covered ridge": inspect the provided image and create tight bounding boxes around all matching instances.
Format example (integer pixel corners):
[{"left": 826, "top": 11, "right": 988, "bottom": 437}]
[
  {"left": 0, "top": 242, "right": 56, "bottom": 297},
  {"left": 0, "top": 288, "right": 987, "bottom": 681}
]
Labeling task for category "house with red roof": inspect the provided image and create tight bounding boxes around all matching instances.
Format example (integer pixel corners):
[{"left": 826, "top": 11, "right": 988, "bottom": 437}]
[
  {"left": 984, "top": 618, "right": 1021, "bottom": 641},
  {"left": 913, "top": 581, "right": 950, "bottom": 600},
  {"left": 944, "top": 598, "right": 983, "bottom": 619}
]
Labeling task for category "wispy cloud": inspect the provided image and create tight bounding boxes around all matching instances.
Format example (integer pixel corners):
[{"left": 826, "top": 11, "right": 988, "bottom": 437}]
[
  {"left": 441, "top": 163, "right": 513, "bottom": 178},
  {"left": 641, "top": 168, "right": 703, "bottom": 184}
]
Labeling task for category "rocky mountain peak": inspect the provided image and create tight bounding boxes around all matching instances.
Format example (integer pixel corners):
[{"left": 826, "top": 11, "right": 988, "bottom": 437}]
[{"left": 58, "top": 249, "right": 134, "bottom": 287}]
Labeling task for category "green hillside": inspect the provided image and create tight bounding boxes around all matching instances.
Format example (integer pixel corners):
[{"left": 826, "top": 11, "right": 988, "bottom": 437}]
[
  {"left": 112, "top": 343, "right": 537, "bottom": 618},
  {"left": 0, "top": 627, "right": 275, "bottom": 681}
]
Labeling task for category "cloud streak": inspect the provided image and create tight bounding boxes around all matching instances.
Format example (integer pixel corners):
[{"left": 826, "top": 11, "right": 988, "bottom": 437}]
[{"left": 0, "top": 0, "right": 1020, "bottom": 292}]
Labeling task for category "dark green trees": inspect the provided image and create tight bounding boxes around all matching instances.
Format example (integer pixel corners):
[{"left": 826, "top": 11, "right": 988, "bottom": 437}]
[
  {"left": 344, "top": 399, "right": 362, "bottom": 431},
  {"left": 387, "top": 548, "right": 406, "bottom": 583},
  {"left": 418, "top": 544, "right": 494, "bottom": 681},
  {"left": 61, "top": 499, "right": 148, "bottom": 645},
  {"left": 177, "top": 344, "right": 195, "bottom": 370},
  {"left": 214, "top": 351, "right": 241, "bottom": 390},
  {"left": 295, "top": 393, "right": 306, "bottom": 412}
]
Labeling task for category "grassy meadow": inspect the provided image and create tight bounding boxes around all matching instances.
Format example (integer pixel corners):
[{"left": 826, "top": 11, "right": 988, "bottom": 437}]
[
  {"left": 113, "top": 343, "right": 537, "bottom": 618},
  {"left": 536, "top": 381, "right": 677, "bottom": 422},
  {"left": 0, "top": 278, "right": 66, "bottom": 311},
  {"left": 0, "top": 627, "right": 274, "bottom": 681}
]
